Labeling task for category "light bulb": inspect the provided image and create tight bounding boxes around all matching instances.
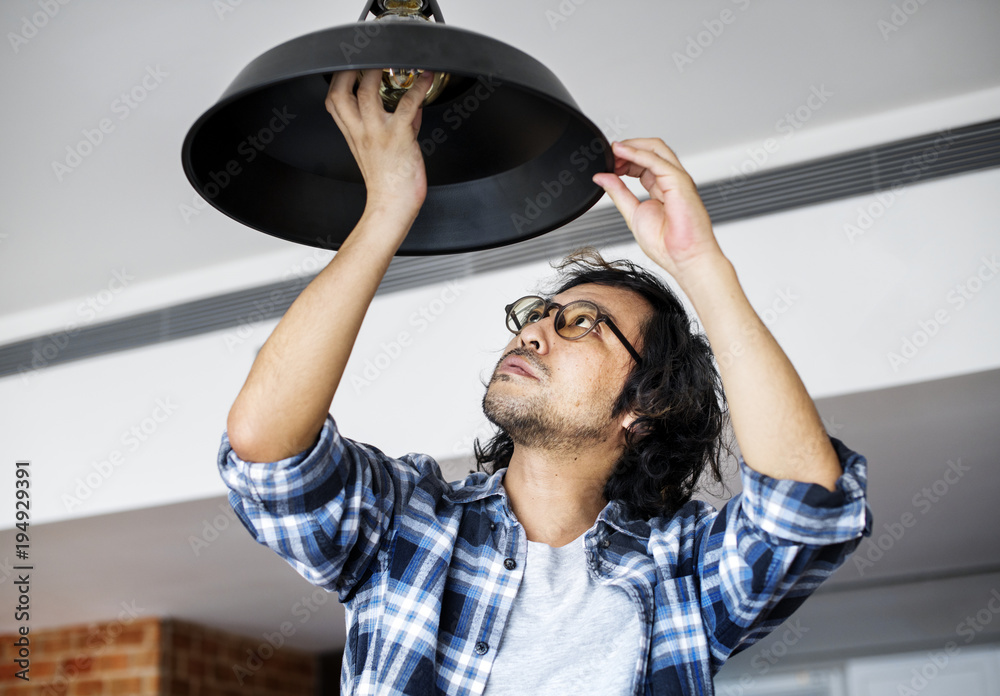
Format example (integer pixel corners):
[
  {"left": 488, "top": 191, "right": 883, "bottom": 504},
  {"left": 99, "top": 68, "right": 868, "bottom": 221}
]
[{"left": 355, "top": 0, "right": 451, "bottom": 112}]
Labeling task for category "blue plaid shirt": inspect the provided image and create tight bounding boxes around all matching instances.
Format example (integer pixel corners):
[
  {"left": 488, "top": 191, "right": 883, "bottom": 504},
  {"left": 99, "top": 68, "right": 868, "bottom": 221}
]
[{"left": 218, "top": 416, "right": 871, "bottom": 695}]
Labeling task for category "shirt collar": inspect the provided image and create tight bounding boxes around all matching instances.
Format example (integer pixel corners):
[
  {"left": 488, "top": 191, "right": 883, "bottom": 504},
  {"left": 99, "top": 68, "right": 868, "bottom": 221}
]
[
  {"left": 444, "top": 467, "right": 652, "bottom": 541},
  {"left": 442, "top": 466, "right": 509, "bottom": 504},
  {"left": 596, "top": 499, "right": 651, "bottom": 541}
]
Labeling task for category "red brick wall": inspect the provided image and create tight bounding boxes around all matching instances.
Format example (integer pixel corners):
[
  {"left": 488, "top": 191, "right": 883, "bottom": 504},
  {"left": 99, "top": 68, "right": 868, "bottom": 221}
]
[
  {"left": 0, "top": 617, "right": 317, "bottom": 695},
  {"left": 162, "top": 618, "right": 315, "bottom": 696},
  {"left": 0, "top": 615, "right": 161, "bottom": 695}
]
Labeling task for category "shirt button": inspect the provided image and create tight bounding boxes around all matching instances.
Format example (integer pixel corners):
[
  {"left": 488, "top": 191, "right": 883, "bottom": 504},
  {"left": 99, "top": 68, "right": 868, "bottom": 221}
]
[
  {"left": 490, "top": 522, "right": 496, "bottom": 531},
  {"left": 600, "top": 539, "right": 611, "bottom": 549},
  {"left": 475, "top": 641, "right": 489, "bottom": 655},
  {"left": 503, "top": 558, "right": 516, "bottom": 570}
]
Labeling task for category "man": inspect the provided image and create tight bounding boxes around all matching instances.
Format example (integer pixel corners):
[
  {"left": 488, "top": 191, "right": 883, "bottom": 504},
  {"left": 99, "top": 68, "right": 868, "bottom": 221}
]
[{"left": 219, "top": 70, "right": 872, "bottom": 695}]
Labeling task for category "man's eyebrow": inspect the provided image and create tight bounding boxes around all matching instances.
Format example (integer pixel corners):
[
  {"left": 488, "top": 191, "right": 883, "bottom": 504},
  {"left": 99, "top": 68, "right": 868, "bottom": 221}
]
[
  {"left": 559, "top": 296, "right": 618, "bottom": 322},
  {"left": 580, "top": 298, "right": 615, "bottom": 318},
  {"left": 594, "top": 302, "right": 616, "bottom": 318}
]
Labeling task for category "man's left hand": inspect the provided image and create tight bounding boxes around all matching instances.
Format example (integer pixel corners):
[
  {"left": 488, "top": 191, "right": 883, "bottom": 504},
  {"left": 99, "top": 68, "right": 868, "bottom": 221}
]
[
  {"left": 593, "top": 139, "right": 725, "bottom": 287},
  {"left": 596, "top": 139, "right": 843, "bottom": 491}
]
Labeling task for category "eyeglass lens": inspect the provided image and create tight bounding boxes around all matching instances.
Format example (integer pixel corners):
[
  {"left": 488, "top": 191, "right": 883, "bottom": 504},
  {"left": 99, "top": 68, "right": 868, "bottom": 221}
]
[{"left": 506, "top": 297, "right": 599, "bottom": 339}]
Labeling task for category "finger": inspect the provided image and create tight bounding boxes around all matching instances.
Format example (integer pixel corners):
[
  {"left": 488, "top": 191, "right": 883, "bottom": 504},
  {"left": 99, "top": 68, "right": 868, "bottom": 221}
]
[
  {"left": 612, "top": 155, "right": 633, "bottom": 176},
  {"left": 410, "top": 104, "right": 424, "bottom": 138},
  {"left": 610, "top": 144, "right": 671, "bottom": 179},
  {"left": 617, "top": 137, "right": 684, "bottom": 171},
  {"left": 618, "top": 164, "right": 664, "bottom": 202},
  {"left": 639, "top": 168, "right": 658, "bottom": 193},
  {"left": 326, "top": 70, "right": 361, "bottom": 129},
  {"left": 612, "top": 156, "right": 665, "bottom": 181},
  {"left": 593, "top": 173, "right": 641, "bottom": 229},
  {"left": 393, "top": 71, "right": 433, "bottom": 127},
  {"left": 324, "top": 73, "right": 362, "bottom": 157},
  {"left": 613, "top": 142, "right": 691, "bottom": 190},
  {"left": 357, "top": 68, "right": 385, "bottom": 119}
]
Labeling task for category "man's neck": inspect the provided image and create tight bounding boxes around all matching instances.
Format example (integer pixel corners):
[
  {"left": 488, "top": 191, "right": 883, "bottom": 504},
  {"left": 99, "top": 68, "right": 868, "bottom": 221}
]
[{"left": 501, "top": 442, "right": 619, "bottom": 548}]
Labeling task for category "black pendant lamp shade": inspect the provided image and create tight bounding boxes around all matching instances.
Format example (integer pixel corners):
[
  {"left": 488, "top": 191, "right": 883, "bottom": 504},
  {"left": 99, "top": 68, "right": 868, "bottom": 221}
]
[{"left": 181, "top": 0, "right": 612, "bottom": 255}]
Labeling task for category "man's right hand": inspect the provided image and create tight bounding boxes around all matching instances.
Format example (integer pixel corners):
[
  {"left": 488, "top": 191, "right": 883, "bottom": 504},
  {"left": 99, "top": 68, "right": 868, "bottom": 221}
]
[
  {"left": 225, "top": 69, "right": 434, "bottom": 463},
  {"left": 325, "top": 69, "right": 434, "bottom": 228}
]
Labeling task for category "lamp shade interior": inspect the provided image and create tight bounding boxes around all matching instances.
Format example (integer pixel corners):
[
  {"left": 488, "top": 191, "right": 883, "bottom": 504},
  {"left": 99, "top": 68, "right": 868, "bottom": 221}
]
[{"left": 182, "top": 22, "right": 612, "bottom": 255}]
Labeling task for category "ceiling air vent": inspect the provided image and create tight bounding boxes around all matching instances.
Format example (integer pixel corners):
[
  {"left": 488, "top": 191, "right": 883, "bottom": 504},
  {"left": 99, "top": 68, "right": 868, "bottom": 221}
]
[{"left": 2, "top": 118, "right": 998, "bottom": 379}]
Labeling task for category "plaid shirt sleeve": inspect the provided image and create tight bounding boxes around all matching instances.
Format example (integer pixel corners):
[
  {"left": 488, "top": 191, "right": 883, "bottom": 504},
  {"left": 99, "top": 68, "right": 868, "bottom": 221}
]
[
  {"left": 217, "top": 414, "right": 437, "bottom": 600},
  {"left": 693, "top": 435, "right": 872, "bottom": 668}
]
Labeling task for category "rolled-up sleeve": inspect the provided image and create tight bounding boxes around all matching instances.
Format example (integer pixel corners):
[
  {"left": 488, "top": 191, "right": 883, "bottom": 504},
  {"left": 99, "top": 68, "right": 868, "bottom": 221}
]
[
  {"left": 217, "top": 415, "right": 414, "bottom": 600},
  {"left": 739, "top": 436, "right": 870, "bottom": 546},
  {"left": 696, "top": 436, "right": 873, "bottom": 666}
]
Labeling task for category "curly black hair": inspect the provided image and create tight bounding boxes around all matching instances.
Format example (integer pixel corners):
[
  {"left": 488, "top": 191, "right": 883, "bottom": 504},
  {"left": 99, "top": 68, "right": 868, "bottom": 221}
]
[{"left": 474, "top": 247, "right": 733, "bottom": 520}]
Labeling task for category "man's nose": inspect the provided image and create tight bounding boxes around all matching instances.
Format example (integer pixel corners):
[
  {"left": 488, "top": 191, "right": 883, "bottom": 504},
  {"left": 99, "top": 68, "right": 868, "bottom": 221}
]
[{"left": 517, "top": 314, "right": 556, "bottom": 354}]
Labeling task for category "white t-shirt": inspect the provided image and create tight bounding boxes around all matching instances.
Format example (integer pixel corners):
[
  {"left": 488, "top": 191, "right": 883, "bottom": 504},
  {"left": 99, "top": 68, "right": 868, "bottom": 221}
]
[{"left": 482, "top": 530, "right": 644, "bottom": 695}]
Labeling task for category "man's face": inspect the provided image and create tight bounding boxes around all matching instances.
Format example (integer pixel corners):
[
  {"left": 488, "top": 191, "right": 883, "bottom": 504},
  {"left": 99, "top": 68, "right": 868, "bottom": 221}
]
[{"left": 483, "top": 283, "right": 651, "bottom": 451}]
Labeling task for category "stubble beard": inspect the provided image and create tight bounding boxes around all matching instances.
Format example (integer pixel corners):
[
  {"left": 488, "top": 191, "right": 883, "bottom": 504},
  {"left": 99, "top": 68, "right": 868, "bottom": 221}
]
[{"left": 482, "top": 352, "right": 618, "bottom": 452}]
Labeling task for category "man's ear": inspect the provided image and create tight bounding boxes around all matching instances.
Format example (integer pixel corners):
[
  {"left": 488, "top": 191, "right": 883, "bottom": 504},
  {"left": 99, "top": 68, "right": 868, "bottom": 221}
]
[{"left": 620, "top": 411, "right": 638, "bottom": 431}]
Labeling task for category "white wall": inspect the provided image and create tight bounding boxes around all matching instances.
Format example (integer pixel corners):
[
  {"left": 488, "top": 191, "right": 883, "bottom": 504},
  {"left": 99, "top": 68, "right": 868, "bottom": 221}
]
[
  {"left": 715, "top": 644, "right": 1000, "bottom": 696},
  {"left": 1, "top": 163, "right": 999, "bottom": 529},
  {"left": 3, "top": 85, "right": 1000, "bottom": 529},
  {"left": 847, "top": 644, "right": 1000, "bottom": 696}
]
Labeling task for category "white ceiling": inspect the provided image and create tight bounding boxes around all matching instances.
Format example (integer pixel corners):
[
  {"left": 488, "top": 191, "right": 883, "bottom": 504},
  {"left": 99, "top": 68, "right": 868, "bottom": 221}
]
[{"left": 2, "top": 0, "right": 1000, "bottom": 318}]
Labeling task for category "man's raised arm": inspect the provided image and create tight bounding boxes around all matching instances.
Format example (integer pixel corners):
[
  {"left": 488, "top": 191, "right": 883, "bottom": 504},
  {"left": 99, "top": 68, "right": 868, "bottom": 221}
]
[
  {"left": 594, "top": 138, "right": 843, "bottom": 491},
  {"left": 226, "top": 69, "right": 434, "bottom": 463}
]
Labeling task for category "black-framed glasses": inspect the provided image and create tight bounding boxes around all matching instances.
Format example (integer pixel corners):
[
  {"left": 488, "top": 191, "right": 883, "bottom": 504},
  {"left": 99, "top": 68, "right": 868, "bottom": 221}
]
[{"left": 504, "top": 295, "right": 643, "bottom": 365}]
